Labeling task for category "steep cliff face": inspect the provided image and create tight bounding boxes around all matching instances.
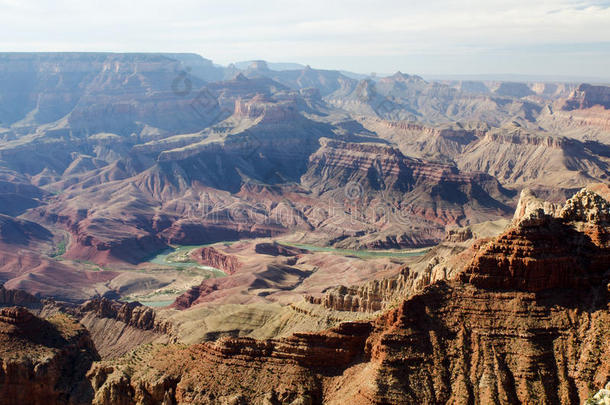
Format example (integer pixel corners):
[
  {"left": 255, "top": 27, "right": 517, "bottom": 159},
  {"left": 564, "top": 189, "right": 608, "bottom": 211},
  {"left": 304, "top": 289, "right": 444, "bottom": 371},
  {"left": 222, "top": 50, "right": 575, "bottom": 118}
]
[
  {"left": 359, "top": 281, "right": 609, "bottom": 404},
  {"left": 0, "top": 307, "right": 99, "bottom": 405},
  {"left": 512, "top": 188, "right": 562, "bottom": 221},
  {"left": 87, "top": 284, "right": 609, "bottom": 404},
  {"left": 302, "top": 138, "right": 513, "bottom": 229},
  {"left": 303, "top": 138, "right": 499, "bottom": 193},
  {"left": 189, "top": 246, "right": 241, "bottom": 274},
  {"left": 78, "top": 298, "right": 172, "bottom": 334},
  {"left": 75, "top": 298, "right": 174, "bottom": 359},
  {"left": 305, "top": 266, "right": 426, "bottom": 312},
  {"left": 563, "top": 84, "right": 610, "bottom": 110},
  {"left": 0, "top": 283, "right": 41, "bottom": 307},
  {"left": 460, "top": 189, "right": 610, "bottom": 292},
  {"left": 87, "top": 321, "right": 373, "bottom": 405},
  {"left": 83, "top": 189, "right": 610, "bottom": 404}
]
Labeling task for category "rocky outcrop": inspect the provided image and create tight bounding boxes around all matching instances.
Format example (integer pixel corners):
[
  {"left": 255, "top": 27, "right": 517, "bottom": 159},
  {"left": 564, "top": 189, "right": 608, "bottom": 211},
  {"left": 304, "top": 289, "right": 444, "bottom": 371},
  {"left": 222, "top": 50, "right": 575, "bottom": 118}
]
[
  {"left": 306, "top": 219, "right": 512, "bottom": 314},
  {"left": 0, "top": 307, "right": 99, "bottom": 405},
  {"left": 460, "top": 188, "right": 610, "bottom": 292},
  {"left": 305, "top": 266, "right": 427, "bottom": 312},
  {"left": 586, "top": 382, "right": 610, "bottom": 404},
  {"left": 78, "top": 298, "right": 172, "bottom": 335},
  {"left": 512, "top": 187, "right": 562, "bottom": 222},
  {"left": 75, "top": 298, "right": 174, "bottom": 359},
  {"left": 201, "top": 321, "right": 371, "bottom": 368},
  {"left": 233, "top": 95, "right": 300, "bottom": 122},
  {"left": 0, "top": 306, "right": 33, "bottom": 324},
  {"left": 86, "top": 277, "right": 610, "bottom": 404},
  {"left": 0, "top": 283, "right": 41, "bottom": 308},
  {"left": 254, "top": 242, "right": 308, "bottom": 256},
  {"left": 86, "top": 321, "right": 372, "bottom": 404},
  {"left": 305, "top": 138, "right": 502, "bottom": 189},
  {"left": 444, "top": 226, "right": 474, "bottom": 242},
  {"left": 302, "top": 138, "right": 512, "bottom": 230},
  {"left": 189, "top": 246, "right": 241, "bottom": 274},
  {"left": 359, "top": 280, "right": 609, "bottom": 404},
  {"left": 559, "top": 188, "right": 610, "bottom": 224},
  {"left": 563, "top": 84, "right": 610, "bottom": 110},
  {"left": 170, "top": 283, "right": 219, "bottom": 310}
]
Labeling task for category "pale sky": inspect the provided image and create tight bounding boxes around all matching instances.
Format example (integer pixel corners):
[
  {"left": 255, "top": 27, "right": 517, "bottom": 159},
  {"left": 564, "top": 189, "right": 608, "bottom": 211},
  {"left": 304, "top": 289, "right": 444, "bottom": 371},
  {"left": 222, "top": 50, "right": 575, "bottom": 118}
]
[{"left": 1, "top": 0, "right": 609, "bottom": 79}]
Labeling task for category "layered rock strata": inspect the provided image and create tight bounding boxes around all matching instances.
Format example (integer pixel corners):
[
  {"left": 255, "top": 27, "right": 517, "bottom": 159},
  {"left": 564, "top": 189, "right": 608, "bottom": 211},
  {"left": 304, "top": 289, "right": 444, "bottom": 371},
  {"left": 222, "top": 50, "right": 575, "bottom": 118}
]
[
  {"left": 460, "top": 189, "right": 610, "bottom": 292},
  {"left": 189, "top": 246, "right": 241, "bottom": 275},
  {"left": 304, "top": 266, "right": 427, "bottom": 312},
  {"left": 84, "top": 189, "right": 610, "bottom": 404}
]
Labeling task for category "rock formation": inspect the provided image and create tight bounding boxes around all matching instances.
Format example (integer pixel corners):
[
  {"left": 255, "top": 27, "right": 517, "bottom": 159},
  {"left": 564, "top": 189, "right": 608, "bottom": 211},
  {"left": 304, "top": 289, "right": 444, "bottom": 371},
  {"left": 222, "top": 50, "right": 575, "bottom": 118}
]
[
  {"left": 460, "top": 188, "right": 610, "bottom": 292},
  {"left": 74, "top": 298, "right": 174, "bottom": 359},
  {"left": 301, "top": 137, "right": 512, "bottom": 245},
  {"left": 8, "top": 54, "right": 590, "bottom": 280},
  {"left": 81, "top": 189, "right": 610, "bottom": 404},
  {"left": 0, "top": 307, "right": 99, "bottom": 405},
  {"left": 0, "top": 283, "right": 41, "bottom": 308},
  {"left": 87, "top": 321, "right": 373, "bottom": 404},
  {"left": 253, "top": 242, "right": 309, "bottom": 256},
  {"left": 563, "top": 84, "right": 610, "bottom": 110},
  {"left": 304, "top": 266, "right": 426, "bottom": 312},
  {"left": 0, "top": 52, "right": 609, "bottom": 403},
  {"left": 512, "top": 187, "right": 562, "bottom": 222},
  {"left": 190, "top": 246, "right": 241, "bottom": 274},
  {"left": 586, "top": 382, "right": 610, "bottom": 404},
  {"left": 78, "top": 298, "right": 172, "bottom": 334}
]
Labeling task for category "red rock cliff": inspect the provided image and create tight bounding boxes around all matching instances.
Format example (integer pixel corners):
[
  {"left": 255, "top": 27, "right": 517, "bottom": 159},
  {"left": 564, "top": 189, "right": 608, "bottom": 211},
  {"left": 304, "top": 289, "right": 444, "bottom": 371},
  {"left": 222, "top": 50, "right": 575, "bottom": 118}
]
[
  {"left": 189, "top": 246, "right": 241, "bottom": 275},
  {"left": 459, "top": 189, "right": 610, "bottom": 292}
]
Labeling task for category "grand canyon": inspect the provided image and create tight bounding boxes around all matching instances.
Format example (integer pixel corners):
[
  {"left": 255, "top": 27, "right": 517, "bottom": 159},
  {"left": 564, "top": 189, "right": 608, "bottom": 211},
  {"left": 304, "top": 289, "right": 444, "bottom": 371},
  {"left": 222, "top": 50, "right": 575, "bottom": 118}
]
[{"left": 0, "top": 51, "right": 608, "bottom": 405}]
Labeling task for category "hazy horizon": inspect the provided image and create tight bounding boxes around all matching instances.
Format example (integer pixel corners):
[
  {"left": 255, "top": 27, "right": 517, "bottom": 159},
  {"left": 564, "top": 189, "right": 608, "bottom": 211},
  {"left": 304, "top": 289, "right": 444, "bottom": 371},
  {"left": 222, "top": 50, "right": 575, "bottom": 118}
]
[{"left": 1, "top": 0, "right": 610, "bottom": 80}]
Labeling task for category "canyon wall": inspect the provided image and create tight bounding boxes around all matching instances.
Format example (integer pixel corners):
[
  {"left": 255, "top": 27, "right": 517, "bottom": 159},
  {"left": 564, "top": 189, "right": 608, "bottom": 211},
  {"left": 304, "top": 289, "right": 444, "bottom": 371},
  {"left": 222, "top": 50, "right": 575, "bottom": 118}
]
[{"left": 83, "top": 188, "right": 610, "bottom": 404}]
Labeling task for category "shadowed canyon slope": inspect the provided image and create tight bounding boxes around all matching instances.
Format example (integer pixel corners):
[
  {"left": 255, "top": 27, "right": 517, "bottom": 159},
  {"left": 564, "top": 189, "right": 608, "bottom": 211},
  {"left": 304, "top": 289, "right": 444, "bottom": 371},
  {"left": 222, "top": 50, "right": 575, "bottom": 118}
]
[{"left": 0, "top": 306, "right": 99, "bottom": 405}]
